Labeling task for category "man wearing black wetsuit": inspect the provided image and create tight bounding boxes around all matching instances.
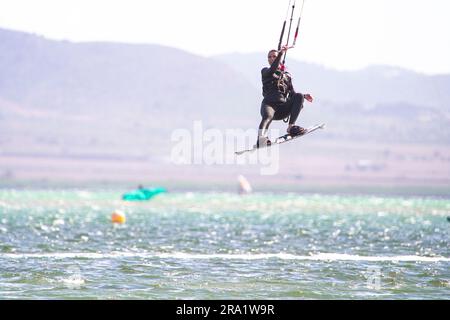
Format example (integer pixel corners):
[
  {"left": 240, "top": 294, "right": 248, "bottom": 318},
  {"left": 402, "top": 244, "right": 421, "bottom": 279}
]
[{"left": 257, "top": 46, "right": 313, "bottom": 148}]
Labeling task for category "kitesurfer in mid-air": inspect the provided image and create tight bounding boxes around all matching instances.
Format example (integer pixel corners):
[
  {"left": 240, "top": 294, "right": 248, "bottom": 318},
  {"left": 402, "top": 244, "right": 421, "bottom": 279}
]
[{"left": 257, "top": 45, "right": 313, "bottom": 148}]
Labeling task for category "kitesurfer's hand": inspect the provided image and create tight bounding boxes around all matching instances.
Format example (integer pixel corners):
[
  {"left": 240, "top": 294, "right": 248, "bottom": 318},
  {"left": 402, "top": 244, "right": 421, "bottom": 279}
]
[
  {"left": 304, "top": 94, "right": 313, "bottom": 103},
  {"left": 280, "top": 45, "right": 293, "bottom": 52}
]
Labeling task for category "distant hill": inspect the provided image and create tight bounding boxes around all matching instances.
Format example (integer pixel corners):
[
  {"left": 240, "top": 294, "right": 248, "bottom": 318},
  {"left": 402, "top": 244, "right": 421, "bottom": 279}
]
[
  {"left": 0, "top": 27, "right": 449, "bottom": 163},
  {"left": 214, "top": 53, "right": 450, "bottom": 144},
  {"left": 0, "top": 28, "right": 258, "bottom": 120},
  {"left": 214, "top": 53, "right": 450, "bottom": 110},
  {"left": 0, "top": 27, "right": 258, "bottom": 158}
]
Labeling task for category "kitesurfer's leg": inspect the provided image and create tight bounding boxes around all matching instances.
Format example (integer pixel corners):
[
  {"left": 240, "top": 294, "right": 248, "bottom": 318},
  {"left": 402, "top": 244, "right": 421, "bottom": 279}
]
[
  {"left": 272, "top": 93, "right": 305, "bottom": 135},
  {"left": 257, "top": 103, "right": 275, "bottom": 147},
  {"left": 287, "top": 93, "right": 304, "bottom": 125}
]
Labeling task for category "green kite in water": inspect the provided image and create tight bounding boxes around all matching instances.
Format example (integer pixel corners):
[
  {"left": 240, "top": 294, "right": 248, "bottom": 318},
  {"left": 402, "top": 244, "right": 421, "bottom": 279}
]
[{"left": 122, "top": 187, "right": 166, "bottom": 201}]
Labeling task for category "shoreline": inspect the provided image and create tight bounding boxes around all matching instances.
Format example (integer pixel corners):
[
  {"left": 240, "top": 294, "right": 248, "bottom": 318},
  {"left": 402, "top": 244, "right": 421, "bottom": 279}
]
[{"left": 1, "top": 179, "right": 449, "bottom": 198}]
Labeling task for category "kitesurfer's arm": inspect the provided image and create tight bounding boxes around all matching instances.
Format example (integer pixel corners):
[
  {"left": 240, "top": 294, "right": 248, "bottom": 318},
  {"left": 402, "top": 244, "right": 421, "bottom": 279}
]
[
  {"left": 289, "top": 78, "right": 313, "bottom": 103},
  {"left": 287, "top": 72, "right": 314, "bottom": 103},
  {"left": 267, "top": 50, "right": 284, "bottom": 73},
  {"left": 287, "top": 74, "right": 314, "bottom": 102},
  {"left": 288, "top": 75, "right": 296, "bottom": 95},
  {"left": 261, "top": 46, "right": 289, "bottom": 78}
]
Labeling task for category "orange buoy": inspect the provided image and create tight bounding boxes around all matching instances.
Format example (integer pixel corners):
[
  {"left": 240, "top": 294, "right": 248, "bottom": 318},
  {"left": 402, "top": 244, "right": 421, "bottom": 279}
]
[{"left": 111, "top": 211, "right": 126, "bottom": 224}]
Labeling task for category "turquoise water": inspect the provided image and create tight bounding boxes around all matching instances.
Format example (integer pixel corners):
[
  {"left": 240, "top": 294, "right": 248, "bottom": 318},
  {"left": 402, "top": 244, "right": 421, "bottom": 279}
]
[{"left": 0, "top": 190, "right": 448, "bottom": 299}]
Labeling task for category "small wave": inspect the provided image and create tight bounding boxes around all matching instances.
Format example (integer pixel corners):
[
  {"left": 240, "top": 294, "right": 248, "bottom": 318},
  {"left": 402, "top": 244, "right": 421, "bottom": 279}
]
[
  {"left": 59, "top": 276, "right": 85, "bottom": 288},
  {"left": 0, "top": 252, "right": 448, "bottom": 262}
]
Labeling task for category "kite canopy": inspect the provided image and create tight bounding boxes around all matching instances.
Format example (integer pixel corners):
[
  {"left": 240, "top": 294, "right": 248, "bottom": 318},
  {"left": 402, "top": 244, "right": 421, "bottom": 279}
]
[{"left": 122, "top": 187, "right": 167, "bottom": 201}]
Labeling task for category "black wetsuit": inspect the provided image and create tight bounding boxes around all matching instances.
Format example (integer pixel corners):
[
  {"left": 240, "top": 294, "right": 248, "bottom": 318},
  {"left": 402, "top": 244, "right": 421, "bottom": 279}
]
[{"left": 258, "top": 51, "right": 304, "bottom": 135}]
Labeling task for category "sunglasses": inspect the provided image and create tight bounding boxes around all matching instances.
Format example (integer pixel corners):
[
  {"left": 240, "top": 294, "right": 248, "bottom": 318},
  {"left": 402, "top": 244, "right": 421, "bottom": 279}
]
[{"left": 268, "top": 55, "right": 277, "bottom": 58}]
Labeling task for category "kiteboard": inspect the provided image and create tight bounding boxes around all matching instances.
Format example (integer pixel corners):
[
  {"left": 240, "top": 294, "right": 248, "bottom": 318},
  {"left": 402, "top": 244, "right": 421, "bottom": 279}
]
[{"left": 235, "top": 123, "right": 325, "bottom": 155}]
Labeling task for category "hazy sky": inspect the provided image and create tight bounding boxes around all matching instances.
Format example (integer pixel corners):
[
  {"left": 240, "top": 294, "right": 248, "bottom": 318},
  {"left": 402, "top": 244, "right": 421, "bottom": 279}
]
[{"left": 1, "top": 0, "right": 449, "bottom": 74}]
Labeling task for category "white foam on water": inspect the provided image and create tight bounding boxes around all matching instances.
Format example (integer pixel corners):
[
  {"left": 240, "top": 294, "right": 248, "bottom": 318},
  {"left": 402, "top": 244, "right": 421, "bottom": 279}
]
[
  {"left": 0, "top": 252, "right": 449, "bottom": 262},
  {"left": 60, "top": 276, "right": 85, "bottom": 288}
]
